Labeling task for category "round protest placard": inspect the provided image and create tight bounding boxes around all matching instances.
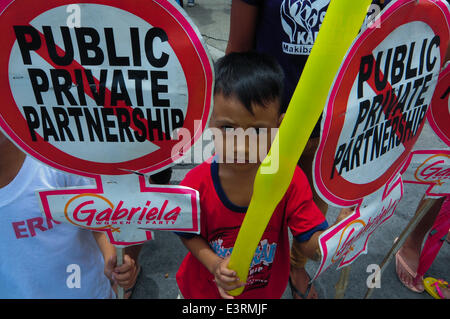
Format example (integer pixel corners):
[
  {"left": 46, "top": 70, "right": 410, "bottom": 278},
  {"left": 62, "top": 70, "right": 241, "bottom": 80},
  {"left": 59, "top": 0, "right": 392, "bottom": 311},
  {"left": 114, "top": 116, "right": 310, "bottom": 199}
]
[
  {"left": 427, "top": 62, "right": 450, "bottom": 146},
  {"left": 313, "top": 0, "right": 450, "bottom": 206},
  {"left": 0, "top": 0, "right": 213, "bottom": 176}
]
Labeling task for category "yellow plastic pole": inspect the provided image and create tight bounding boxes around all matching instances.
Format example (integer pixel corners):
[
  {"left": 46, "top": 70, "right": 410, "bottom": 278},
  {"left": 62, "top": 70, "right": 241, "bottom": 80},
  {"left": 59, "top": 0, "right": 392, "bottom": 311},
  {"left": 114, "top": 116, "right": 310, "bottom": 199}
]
[{"left": 227, "top": 0, "right": 373, "bottom": 296}]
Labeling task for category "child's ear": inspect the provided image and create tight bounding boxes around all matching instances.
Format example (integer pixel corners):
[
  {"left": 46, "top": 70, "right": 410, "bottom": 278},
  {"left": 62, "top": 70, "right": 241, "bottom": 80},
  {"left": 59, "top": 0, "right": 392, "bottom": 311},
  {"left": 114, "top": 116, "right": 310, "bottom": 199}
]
[{"left": 278, "top": 113, "right": 285, "bottom": 127}]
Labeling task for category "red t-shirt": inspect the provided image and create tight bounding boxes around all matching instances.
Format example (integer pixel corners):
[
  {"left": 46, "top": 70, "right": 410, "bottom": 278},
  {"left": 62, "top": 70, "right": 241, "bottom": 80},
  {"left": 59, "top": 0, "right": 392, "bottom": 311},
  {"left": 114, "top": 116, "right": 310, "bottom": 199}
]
[{"left": 176, "top": 157, "right": 327, "bottom": 299}]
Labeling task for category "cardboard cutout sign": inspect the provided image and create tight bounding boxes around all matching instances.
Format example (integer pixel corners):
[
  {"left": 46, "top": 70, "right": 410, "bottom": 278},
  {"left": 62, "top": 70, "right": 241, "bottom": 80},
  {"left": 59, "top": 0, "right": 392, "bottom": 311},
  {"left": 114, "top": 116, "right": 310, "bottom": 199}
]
[
  {"left": 313, "top": 0, "right": 450, "bottom": 207},
  {"left": 401, "top": 150, "right": 450, "bottom": 197},
  {"left": 313, "top": 173, "right": 403, "bottom": 280},
  {"left": 314, "top": 150, "right": 450, "bottom": 280},
  {"left": 311, "top": 0, "right": 450, "bottom": 280},
  {"left": 0, "top": 0, "right": 212, "bottom": 176},
  {"left": 427, "top": 62, "right": 450, "bottom": 146},
  {"left": 0, "top": 0, "right": 213, "bottom": 246},
  {"left": 38, "top": 174, "right": 200, "bottom": 246}
]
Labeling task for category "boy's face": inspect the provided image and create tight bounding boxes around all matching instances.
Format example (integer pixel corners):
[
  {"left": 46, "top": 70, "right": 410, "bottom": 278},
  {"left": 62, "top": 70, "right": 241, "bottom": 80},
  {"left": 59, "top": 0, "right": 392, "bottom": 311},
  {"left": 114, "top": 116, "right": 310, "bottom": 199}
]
[{"left": 210, "top": 93, "right": 283, "bottom": 169}]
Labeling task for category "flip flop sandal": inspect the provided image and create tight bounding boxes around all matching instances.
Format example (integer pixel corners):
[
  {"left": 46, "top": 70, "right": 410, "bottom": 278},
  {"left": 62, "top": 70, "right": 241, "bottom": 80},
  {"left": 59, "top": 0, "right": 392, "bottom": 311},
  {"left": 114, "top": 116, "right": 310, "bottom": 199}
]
[
  {"left": 424, "top": 277, "right": 449, "bottom": 299},
  {"left": 395, "top": 251, "right": 424, "bottom": 293},
  {"left": 289, "top": 275, "right": 313, "bottom": 299}
]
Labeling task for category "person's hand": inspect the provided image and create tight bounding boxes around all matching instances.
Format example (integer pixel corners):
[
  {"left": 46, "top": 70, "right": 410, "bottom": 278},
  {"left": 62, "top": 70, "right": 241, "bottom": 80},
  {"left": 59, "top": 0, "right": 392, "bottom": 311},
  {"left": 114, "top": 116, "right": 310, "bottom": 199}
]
[
  {"left": 212, "top": 256, "right": 246, "bottom": 299},
  {"left": 105, "top": 254, "right": 140, "bottom": 297},
  {"left": 333, "top": 207, "right": 355, "bottom": 225}
]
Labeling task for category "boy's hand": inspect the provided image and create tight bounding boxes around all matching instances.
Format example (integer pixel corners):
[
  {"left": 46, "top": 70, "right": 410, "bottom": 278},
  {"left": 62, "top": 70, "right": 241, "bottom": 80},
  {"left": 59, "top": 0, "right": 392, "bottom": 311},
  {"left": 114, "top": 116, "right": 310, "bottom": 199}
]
[
  {"left": 212, "top": 256, "right": 246, "bottom": 299},
  {"left": 105, "top": 254, "right": 140, "bottom": 296},
  {"left": 334, "top": 207, "right": 355, "bottom": 225}
]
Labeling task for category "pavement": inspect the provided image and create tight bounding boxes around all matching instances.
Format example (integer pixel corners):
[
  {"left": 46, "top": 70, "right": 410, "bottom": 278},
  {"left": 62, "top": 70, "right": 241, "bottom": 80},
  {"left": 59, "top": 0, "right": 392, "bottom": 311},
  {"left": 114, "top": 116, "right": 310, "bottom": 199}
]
[{"left": 131, "top": 0, "right": 450, "bottom": 300}]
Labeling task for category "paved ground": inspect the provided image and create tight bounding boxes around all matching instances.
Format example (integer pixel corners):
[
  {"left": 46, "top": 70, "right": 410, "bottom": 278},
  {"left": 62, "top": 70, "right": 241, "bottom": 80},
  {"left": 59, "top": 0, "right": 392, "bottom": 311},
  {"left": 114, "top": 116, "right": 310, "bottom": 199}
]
[{"left": 131, "top": 0, "right": 449, "bottom": 299}]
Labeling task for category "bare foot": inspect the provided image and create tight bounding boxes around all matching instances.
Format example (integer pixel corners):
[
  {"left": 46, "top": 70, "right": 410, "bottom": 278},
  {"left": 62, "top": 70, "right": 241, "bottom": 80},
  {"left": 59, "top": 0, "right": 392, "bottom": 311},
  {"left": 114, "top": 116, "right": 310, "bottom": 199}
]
[
  {"left": 289, "top": 267, "right": 318, "bottom": 299},
  {"left": 395, "top": 244, "right": 424, "bottom": 292}
]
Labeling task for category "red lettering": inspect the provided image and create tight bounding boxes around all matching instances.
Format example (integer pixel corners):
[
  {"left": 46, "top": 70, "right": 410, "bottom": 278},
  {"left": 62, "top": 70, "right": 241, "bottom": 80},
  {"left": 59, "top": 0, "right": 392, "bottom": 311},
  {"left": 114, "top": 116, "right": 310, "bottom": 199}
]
[
  {"left": 73, "top": 200, "right": 96, "bottom": 226},
  {"left": 12, "top": 217, "right": 59, "bottom": 239},
  {"left": 146, "top": 207, "right": 159, "bottom": 220},
  {"left": 27, "top": 217, "right": 47, "bottom": 237},
  {"left": 336, "top": 228, "right": 355, "bottom": 256},
  {"left": 164, "top": 207, "right": 181, "bottom": 221},
  {"left": 158, "top": 200, "right": 168, "bottom": 220},
  {"left": 12, "top": 221, "right": 29, "bottom": 239},
  {"left": 46, "top": 217, "right": 61, "bottom": 229},
  {"left": 96, "top": 207, "right": 112, "bottom": 222},
  {"left": 138, "top": 201, "right": 150, "bottom": 221},
  {"left": 420, "top": 160, "right": 444, "bottom": 180},
  {"left": 69, "top": 196, "right": 181, "bottom": 226},
  {"left": 127, "top": 206, "right": 141, "bottom": 221},
  {"left": 112, "top": 201, "right": 128, "bottom": 220},
  {"left": 435, "top": 168, "right": 450, "bottom": 179}
]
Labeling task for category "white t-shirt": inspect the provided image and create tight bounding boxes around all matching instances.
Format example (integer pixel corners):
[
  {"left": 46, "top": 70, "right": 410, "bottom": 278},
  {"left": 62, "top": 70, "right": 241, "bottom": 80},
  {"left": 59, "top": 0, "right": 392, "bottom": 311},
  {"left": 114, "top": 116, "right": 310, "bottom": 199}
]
[{"left": 0, "top": 156, "right": 114, "bottom": 298}]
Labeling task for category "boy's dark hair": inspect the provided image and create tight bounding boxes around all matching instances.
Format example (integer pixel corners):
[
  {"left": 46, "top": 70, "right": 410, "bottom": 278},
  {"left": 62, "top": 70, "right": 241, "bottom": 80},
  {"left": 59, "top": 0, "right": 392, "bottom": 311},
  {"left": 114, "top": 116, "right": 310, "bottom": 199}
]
[{"left": 214, "top": 51, "right": 285, "bottom": 114}]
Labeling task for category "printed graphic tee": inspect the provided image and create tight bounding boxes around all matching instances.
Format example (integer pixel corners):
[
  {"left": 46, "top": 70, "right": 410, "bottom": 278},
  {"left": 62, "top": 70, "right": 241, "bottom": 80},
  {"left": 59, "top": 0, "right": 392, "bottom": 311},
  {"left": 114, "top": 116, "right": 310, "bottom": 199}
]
[
  {"left": 0, "top": 156, "right": 113, "bottom": 298},
  {"left": 176, "top": 158, "right": 328, "bottom": 298},
  {"left": 240, "top": 0, "right": 392, "bottom": 137},
  {"left": 242, "top": 0, "right": 330, "bottom": 115}
]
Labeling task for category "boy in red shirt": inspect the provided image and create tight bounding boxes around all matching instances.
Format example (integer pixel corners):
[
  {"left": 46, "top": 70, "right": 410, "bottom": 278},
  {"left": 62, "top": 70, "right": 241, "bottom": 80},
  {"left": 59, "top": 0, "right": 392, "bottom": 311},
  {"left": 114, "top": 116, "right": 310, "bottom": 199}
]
[{"left": 176, "top": 52, "right": 346, "bottom": 299}]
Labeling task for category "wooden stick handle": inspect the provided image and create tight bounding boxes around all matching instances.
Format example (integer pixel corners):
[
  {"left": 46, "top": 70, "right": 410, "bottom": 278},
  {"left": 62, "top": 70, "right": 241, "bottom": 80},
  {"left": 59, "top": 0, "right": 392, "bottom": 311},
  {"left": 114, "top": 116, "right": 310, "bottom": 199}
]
[
  {"left": 334, "top": 266, "right": 351, "bottom": 299},
  {"left": 116, "top": 246, "right": 124, "bottom": 299}
]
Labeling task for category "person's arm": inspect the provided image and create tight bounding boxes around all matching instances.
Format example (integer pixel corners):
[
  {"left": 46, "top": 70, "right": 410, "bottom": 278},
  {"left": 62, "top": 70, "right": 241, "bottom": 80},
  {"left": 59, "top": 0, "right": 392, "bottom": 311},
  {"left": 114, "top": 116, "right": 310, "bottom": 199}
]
[
  {"left": 92, "top": 232, "right": 140, "bottom": 293},
  {"left": 180, "top": 235, "right": 245, "bottom": 299},
  {"left": 226, "top": 0, "right": 259, "bottom": 54},
  {"left": 295, "top": 208, "right": 354, "bottom": 260},
  {"left": 93, "top": 231, "right": 116, "bottom": 265}
]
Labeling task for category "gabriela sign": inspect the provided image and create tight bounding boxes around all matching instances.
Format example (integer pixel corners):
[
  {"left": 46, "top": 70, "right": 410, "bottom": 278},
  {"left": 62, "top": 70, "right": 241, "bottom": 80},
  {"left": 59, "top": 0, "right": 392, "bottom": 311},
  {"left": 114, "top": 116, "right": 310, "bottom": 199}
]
[
  {"left": 0, "top": 0, "right": 213, "bottom": 246},
  {"left": 312, "top": 0, "right": 449, "bottom": 279},
  {"left": 313, "top": 0, "right": 450, "bottom": 207},
  {"left": 0, "top": 0, "right": 213, "bottom": 176}
]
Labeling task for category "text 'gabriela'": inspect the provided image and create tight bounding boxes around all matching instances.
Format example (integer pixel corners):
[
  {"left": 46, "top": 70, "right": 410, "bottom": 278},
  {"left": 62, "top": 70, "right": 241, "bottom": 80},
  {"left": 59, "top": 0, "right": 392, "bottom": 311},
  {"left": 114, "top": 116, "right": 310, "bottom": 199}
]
[{"left": 67, "top": 195, "right": 182, "bottom": 227}]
